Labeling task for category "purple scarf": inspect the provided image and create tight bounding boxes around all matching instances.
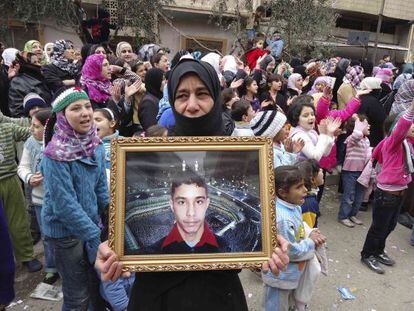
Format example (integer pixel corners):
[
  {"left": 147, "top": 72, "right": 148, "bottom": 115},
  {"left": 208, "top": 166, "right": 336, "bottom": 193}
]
[
  {"left": 80, "top": 54, "right": 112, "bottom": 104},
  {"left": 44, "top": 112, "right": 101, "bottom": 162}
]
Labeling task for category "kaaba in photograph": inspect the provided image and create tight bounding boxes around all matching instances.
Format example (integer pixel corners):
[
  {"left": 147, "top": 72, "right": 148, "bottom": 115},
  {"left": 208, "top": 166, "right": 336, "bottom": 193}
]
[{"left": 123, "top": 150, "right": 262, "bottom": 255}]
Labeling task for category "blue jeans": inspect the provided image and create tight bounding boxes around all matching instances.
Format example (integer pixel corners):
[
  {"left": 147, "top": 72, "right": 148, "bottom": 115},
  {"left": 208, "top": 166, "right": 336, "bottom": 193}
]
[
  {"left": 263, "top": 285, "right": 292, "bottom": 311},
  {"left": 33, "top": 205, "right": 56, "bottom": 273},
  {"left": 48, "top": 237, "right": 105, "bottom": 311},
  {"left": 338, "top": 171, "right": 365, "bottom": 220}
]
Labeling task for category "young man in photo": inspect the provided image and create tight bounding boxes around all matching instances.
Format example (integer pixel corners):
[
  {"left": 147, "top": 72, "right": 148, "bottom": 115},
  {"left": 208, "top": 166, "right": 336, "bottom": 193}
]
[{"left": 147, "top": 171, "right": 229, "bottom": 254}]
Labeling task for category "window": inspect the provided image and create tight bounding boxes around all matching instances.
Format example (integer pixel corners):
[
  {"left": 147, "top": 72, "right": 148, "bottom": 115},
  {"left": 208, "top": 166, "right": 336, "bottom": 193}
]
[{"left": 181, "top": 36, "right": 227, "bottom": 54}]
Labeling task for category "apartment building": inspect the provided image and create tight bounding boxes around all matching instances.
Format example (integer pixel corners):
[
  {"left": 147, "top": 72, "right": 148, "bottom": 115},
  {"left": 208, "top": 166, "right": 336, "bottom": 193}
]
[{"left": 3, "top": 0, "right": 413, "bottom": 63}]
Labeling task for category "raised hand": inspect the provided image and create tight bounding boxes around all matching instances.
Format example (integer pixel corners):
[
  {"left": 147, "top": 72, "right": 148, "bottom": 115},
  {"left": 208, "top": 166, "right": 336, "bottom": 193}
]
[
  {"left": 292, "top": 138, "right": 305, "bottom": 153},
  {"left": 125, "top": 79, "right": 143, "bottom": 99},
  {"left": 230, "top": 78, "right": 244, "bottom": 89},
  {"left": 110, "top": 81, "right": 122, "bottom": 103},
  {"left": 325, "top": 117, "right": 342, "bottom": 137},
  {"left": 318, "top": 118, "right": 328, "bottom": 135},
  {"left": 322, "top": 85, "right": 332, "bottom": 99}
]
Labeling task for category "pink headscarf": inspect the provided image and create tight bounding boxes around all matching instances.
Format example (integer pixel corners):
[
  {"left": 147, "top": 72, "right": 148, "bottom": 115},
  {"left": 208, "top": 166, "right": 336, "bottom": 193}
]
[
  {"left": 375, "top": 68, "right": 393, "bottom": 87},
  {"left": 80, "top": 54, "right": 112, "bottom": 104}
]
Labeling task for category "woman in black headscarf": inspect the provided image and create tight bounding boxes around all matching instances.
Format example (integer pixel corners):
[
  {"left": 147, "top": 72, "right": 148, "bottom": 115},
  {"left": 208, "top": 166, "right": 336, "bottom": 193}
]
[
  {"left": 95, "top": 58, "right": 290, "bottom": 311},
  {"left": 329, "top": 58, "right": 350, "bottom": 104},
  {"left": 138, "top": 68, "right": 165, "bottom": 131}
]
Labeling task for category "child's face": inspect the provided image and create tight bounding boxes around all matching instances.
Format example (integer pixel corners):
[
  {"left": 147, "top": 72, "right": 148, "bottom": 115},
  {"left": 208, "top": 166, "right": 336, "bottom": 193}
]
[
  {"left": 243, "top": 106, "right": 256, "bottom": 122},
  {"left": 256, "top": 40, "right": 264, "bottom": 49},
  {"left": 315, "top": 82, "right": 325, "bottom": 92},
  {"left": 280, "top": 180, "right": 308, "bottom": 205},
  {"left": 30, "top": 116, "right": 44, "bottom": 141},
  {"left": 313, "top": 168, "right": 324, "bottom": 187},
  {"left": 273, "top": 123, "right": 289, "bottom": 143},
  {"left": 135, "top": 64, "right": 147, "bottom": 81},
  {"left": 270, "top": 80, "right": 282, "bottom": 91},
  {"left": 247, "top": 81, "right": 258, "bottom": 95},
  {"left": 93, "top": 111, "right": 116, "bottom": 139},
  {"left": 363, "top": 123, "right": 371, "bottom": 136},
  {"left": 298, "top": 106, "right": 315, "bottom": 131},
  {"left": 408, "top": 124, "right": 414, "bottom": 138}
]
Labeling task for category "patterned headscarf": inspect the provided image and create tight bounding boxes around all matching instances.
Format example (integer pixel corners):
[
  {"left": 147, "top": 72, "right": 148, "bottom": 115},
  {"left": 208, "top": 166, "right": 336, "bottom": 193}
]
[
  {"left": 44, "top": 112, "right": 101, "bottom": 162},
  {"left": 50, "top": 40, "right": 79, "bottom": 76},
  {"left": 375, "top": 68, "right": 393, "bottom": 87},
  {"left": 393, "top": 73, "right": 412, "bottom": 91},
  {"left": 343, "top": 65, "right": 365, "bottom": 88},
  {"left": 306, "top": 62, "right": 321, "bottom": 78},
  {"left": 391, "top": 80, "right": 414, "bottom": 114},
  {"left": 308, "top": 76, "right": 330, "bottom": 95},
  {"left": 80, "top": 54, "right": 112, "bottom": 104}
]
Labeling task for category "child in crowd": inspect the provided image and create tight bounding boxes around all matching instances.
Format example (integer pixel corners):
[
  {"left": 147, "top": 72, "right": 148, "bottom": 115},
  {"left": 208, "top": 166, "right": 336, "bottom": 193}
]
[
  {"left": 17, "top": 109, "right": 59, "bottom": 284},
  {"left": 94, "top": 108, "right": 120, "bottom": 171},
  {"left": 41, "top": 87, "right": 108, "bottom": 309},
  {"left": 288, "top": 96, "right": 341, "bottom": 162},
  {"left": 262, "top": 165, "right": 326, "bottom": 311},
  {"left": 361, "top": 100, "right": 414, "bottom": 274},
  {"left": 338, "top": 115, "right": 371, "bottom": 228},
  {"left": 297, "top": 159, "right": 325, "bottom": 228},
  {"left": 271, "top": 111, "right": 304, "bottom": 167},
  {"left": 0, "top": 110, "right": 40, "bottom": 273},
  {"left": 241, "top": 77, "right": 261, "bottom": 112},
  {"left": 23, "top": 93, "right": 49, "bottom": 118},
  {"left": 92, "top": 107, "right": 135, "bottom": 310},
  {"left": 221, "top": 88, "right": 239, "bottom": 135},
  {"left": 244, "top": 36, "right": 269, "bottom": 70},
  {"left": 231, "top": 99, "right": 256, "bottom": 136}
]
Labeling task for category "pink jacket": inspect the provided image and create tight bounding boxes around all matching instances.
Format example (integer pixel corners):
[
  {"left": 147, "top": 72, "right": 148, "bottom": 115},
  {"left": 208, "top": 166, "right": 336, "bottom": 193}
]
[
  {"left": 316, "top": 96, "right": 362, "bottom": 171},
  {"left": 373, "top": 108, "right": 414, "bottom": 188}
]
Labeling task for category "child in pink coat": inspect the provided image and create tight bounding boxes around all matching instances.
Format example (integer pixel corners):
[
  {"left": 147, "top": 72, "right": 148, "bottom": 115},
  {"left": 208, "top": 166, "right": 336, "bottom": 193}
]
[{"left": 360, "top": 100, "right": 414, "bottom": 274}]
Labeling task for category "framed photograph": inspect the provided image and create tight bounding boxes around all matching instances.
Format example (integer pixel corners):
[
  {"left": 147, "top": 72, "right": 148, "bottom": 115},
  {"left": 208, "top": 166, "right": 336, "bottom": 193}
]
[{"left": 108, "top": 136, "right": 276, "bottom": 272}]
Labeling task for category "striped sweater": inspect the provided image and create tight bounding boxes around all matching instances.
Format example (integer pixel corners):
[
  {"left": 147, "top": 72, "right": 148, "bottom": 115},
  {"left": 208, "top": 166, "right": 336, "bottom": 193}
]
[
  {"left": 0, "top": 123, "right": 31, "bottom": 180},
  {"left": 342, "top": 123, "right": 371, "bottom": 172}
]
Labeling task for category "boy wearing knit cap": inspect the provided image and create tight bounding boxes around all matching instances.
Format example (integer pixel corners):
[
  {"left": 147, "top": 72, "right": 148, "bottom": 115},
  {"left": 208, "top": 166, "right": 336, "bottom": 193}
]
[
  {"left": 250, "top": 110, "right": 304, "bottom": 167},
  {"left": 23, "top": 93, "right": 48, "bottom": 117}
]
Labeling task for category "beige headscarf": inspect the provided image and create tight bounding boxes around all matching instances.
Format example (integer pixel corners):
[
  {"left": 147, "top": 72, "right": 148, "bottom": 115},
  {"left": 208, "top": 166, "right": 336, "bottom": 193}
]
[
  {"left": 116, "top": 41, "right": 132, "bottom": 58},
  {"left": 360, "top": 77, "right": 382, "bottom": 90}
]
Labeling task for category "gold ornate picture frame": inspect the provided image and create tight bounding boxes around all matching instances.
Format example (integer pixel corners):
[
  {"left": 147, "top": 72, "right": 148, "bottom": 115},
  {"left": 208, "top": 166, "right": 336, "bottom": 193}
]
[{"left": 108, "top": 136, "right": 276, "bottom": 272}]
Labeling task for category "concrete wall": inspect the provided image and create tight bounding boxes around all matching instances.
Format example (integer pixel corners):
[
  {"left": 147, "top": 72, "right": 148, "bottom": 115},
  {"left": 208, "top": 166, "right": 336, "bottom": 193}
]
[{"left": 159, "top": 17, "right": 236, "bottom": 57}]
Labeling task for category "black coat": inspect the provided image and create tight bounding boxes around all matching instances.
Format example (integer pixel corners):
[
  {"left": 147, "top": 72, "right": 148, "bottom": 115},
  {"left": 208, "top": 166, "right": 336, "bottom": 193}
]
[
  {"left": 358, "top": 91, "right": 387, "bottom": 147},
  {"left": 0, "top": 65, "right": 10, "bottom": 116},
  {"left": 222, "top": 108, "right": 235, "bottom": 136},
  {"left": 259, "top": 90, "right": 288, "bottom": 113},
  {"left": 138, "top": 92, "right": 159, "bottom": 131},
  {"left": 41, "top": 63, "right": 79, "bottom": 93},
  {"left": 8, "top": 73, "right": 52, "bottom": 117},
  {"left": 127, "top": 270, "right": 247, "bottom": 311}
]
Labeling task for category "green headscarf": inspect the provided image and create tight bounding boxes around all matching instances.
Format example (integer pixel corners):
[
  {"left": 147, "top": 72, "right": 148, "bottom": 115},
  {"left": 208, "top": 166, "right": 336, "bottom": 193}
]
[{"left": 23, "top": 40, "right": 47, "bottom": 65}]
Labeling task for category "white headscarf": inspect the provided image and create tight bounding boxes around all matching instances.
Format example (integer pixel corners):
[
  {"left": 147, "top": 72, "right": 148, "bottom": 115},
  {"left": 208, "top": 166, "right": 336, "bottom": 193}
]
[
  {"left": 287, "top": 73, "right": 303, "bottom": 94},
  {"left": 43, "top": 42, "right": 54, "bottom": 63},
  {"left": 360, "top": 77, "right": 382, "bottom": 91},
  {"left": 2, "top": 48, "right": 19, "bottom": 66},
  {"left": 201, "top": 52, "right": 223, "bottom": 81},
  {"left": 221, "top": 55, "right": 238, "bottom": 74}
]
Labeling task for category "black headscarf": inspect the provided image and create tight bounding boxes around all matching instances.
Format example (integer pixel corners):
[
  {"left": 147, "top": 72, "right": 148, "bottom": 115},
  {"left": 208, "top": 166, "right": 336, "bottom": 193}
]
[
  {"left": 168, "top": 58, "right": 224, "bottom": 136},
  {"left": 145, "top": 68, "right": 164, "bottom": 99}
]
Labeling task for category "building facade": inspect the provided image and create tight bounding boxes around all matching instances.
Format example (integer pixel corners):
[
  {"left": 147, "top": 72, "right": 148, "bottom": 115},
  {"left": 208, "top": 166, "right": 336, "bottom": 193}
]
[{"left": 3, "top": 0, "right": 414, "bottom": 64}]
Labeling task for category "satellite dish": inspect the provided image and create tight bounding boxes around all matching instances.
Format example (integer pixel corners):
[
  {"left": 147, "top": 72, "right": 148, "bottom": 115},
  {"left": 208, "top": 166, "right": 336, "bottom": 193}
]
[{"left": 347, "top": 31, "right": 370, "bottom": 46}]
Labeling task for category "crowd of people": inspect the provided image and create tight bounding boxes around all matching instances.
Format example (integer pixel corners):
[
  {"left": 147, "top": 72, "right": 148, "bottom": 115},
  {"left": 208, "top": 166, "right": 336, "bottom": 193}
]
[{"left": 0, "top": 32, "right": 413, "bottom": 311}]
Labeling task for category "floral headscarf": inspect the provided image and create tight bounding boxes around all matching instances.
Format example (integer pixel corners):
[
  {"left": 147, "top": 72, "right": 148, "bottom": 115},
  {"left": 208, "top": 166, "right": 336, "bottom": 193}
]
[
  {"left": 391, "top": 80, "right": 414, "bottom": 114},
  {"left": 50, "top": 40, "right": 79, "bottom": 75},
  {"left": 308, "top": 76, "right": 330, "bottom": 95},
  {"left": 44, "top": 112, "right": 101, "bottom": 162},
  {"left": 375, "top": 68, "right": 393, "bottom": 87},
  {"left": 343, "top": 65, "right": 365, "bottom": 88},
  {"left": 80, "top": 54, "right": 112, "bottom": 104}
]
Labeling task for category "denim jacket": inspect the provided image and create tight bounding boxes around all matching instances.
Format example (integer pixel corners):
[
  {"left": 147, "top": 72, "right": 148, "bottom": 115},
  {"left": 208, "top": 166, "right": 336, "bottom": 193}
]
[{"left": 40, "top": 144, "right": 109, "bottom": 253}]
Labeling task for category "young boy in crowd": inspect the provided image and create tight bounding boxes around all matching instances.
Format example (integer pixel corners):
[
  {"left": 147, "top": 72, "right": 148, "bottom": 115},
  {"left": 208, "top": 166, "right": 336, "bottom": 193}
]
[
  {"left": 297, "top": 159, "right": 325, "bottom": 228},
  {"left": 262, "top": 165, "right": 326, "bottom": 311},
  {"left": 231, "top": 99, "right": 256, "bottom": 136}
]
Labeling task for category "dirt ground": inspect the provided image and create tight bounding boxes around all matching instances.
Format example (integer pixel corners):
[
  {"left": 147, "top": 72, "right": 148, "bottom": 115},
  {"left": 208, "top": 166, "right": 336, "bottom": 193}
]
[{"left": 7, "top": 183, "right": 414, "bottom": 311}]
